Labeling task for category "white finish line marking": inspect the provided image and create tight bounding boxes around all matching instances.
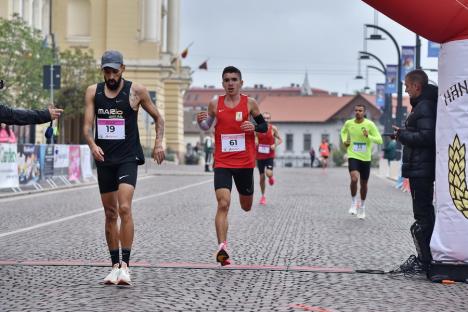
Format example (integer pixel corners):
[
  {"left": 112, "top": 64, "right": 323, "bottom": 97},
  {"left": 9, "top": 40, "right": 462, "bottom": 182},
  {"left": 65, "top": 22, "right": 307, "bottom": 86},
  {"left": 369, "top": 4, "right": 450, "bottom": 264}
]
[{"left": 0, "top": 179, "right": 211, "bottom": 239}]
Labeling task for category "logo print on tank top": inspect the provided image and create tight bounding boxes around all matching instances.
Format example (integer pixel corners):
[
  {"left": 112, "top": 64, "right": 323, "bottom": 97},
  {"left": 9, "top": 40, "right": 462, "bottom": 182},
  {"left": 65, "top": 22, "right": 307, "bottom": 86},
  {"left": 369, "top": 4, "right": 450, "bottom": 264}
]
[{"left": 235, "top": 112, "right": 243, "bottom": 121}]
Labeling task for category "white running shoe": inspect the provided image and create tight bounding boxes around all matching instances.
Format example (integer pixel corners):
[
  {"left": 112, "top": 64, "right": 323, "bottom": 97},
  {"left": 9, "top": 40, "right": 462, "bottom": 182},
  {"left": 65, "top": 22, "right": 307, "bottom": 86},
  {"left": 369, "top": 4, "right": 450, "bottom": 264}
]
[
  {"left": 348, "top": 202, "right": 357, "bottom": 215},
  {"left": 103, "top": 264, "right": 120, "bottom": 285},
  {"left": 117, "top": 265, "right": 132, "bottom": 285},
  {"left": 357, "top": 205, "right": 366, "bottom": 219}
]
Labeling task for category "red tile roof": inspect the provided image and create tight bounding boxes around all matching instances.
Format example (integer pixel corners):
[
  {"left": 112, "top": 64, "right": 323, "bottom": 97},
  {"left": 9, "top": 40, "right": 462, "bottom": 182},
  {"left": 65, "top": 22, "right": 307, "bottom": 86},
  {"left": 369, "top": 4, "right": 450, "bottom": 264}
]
[{"left": 260, "top": 95, "right": 354, "bottom": 123}]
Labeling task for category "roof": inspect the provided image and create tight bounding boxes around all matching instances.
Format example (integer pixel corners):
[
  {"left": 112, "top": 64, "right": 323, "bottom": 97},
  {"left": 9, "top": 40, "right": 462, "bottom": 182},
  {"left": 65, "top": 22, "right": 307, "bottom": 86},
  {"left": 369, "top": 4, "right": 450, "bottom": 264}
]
[{"left": 260, "top": 95, "right": 354, "bottom": 123}]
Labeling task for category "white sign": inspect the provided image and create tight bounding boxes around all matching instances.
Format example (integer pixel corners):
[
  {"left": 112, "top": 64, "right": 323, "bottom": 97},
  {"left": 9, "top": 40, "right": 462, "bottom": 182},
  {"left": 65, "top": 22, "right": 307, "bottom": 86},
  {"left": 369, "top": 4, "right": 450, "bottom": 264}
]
[
  {"left": 0, "top": 144, "right": 19, "bottom": 188},
  {"left": 54, "top": 144, "right": 69, "bottom": 168}
]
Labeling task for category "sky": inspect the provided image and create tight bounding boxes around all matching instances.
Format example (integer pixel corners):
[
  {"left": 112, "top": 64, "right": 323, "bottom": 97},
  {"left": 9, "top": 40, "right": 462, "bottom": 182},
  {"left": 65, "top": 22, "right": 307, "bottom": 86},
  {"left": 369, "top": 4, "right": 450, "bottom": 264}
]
[{"left": 179, "top": 0, "right": 438, "bottom": 94}]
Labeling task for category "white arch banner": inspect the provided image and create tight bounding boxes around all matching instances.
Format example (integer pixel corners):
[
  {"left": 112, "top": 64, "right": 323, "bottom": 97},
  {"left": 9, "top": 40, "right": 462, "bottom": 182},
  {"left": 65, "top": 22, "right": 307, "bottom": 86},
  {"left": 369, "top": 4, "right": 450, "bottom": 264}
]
[{"left": 431, "top": 39, "right": 468, "bottom": 261}]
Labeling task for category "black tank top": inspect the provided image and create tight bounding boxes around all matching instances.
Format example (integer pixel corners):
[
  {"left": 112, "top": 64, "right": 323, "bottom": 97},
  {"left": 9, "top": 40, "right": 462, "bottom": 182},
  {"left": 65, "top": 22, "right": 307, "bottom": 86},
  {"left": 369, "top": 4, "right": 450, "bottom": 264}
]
[{"left": 94, "top": 79, "right": 144, "bottom": 166}]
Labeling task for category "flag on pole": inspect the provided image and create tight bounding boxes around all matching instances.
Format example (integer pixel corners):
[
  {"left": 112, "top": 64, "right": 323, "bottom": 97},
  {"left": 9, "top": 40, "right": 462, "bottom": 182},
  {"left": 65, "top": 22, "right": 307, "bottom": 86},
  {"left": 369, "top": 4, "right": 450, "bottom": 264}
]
[
  {"left": 181, "top": 48, "right": 189, "bottom": 59},
  {"left": 198, "top": 60, "right": 208, "bottom": 70}
]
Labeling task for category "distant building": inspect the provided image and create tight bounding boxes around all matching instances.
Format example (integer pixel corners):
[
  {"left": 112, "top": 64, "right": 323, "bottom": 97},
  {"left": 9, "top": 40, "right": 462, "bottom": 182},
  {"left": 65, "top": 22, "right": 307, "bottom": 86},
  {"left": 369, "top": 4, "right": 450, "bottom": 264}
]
[{"left": 260, "top": 94, "right": 382, "bottom": 167}]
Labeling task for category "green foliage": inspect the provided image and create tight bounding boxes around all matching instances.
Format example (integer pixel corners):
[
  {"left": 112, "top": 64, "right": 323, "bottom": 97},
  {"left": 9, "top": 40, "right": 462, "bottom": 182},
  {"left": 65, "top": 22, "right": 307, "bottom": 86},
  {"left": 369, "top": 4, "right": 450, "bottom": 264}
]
[
  {"left": 0, "top": 15, "right": 53, "bottom": 109},
  {"left": 332, "top": 142, "right": 347, "bottom": 167},
  {"left": 55, "top": 48, "right": 101, "bottom": 116}
]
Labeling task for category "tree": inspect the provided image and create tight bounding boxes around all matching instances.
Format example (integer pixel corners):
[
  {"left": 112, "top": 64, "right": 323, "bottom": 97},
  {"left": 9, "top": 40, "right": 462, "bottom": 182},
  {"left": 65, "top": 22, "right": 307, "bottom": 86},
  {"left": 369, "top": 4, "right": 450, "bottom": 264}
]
[
  {"left": 0, "top": 15, "right": 53, "bottom": 109},
  {"left": 55, "top": 48, "right": 100, "bottom": 116},
  {"left": 54, "top": 48, "right": 101, "bottom": 144}
]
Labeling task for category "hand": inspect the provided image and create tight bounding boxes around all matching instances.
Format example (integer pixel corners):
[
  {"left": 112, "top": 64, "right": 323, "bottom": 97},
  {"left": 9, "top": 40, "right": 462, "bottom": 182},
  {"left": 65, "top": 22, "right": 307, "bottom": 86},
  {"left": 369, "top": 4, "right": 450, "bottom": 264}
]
[
  {"left": 91, "top": 145, "right": 104, "bottom": 162},
  {"left": 270, "top": 144, "right": 276, "bottom": 151},
  {"left": 152, "top": 144, "right": 165, "bottom": 164},
  {"left": 362, "top": 128, "right": 369, "bottom": 137},
  {"left": 240, "top": 121, "right": 255, "bottom": 132},
  {"left": 392, "top": 125, "right": 400, "bottom": 132},
  {"left": 344, "top": 140, "right": 350, "bottom": 147},
  {"left": 196, "top": 111, "right": 208, "bottom": 124},
  {"left": 48, "top": 106, "right": 63, "bottom": 120}
]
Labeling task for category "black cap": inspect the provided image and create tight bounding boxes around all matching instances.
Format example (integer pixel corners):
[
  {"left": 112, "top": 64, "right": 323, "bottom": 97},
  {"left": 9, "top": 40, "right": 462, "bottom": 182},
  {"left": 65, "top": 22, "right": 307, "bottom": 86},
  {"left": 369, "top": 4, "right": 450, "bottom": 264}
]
[{"left": 101, "top": 50, "right": 123, "bottom": 69}]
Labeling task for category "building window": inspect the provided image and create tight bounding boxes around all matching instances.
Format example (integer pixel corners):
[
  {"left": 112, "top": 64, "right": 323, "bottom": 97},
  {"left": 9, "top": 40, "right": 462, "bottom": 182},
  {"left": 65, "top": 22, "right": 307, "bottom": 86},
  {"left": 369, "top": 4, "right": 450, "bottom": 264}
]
[
  {"left": 303, "top": 133, "right": 311, "bottom": 152},
  {"left": 67, "top": 0, "right": 91, "bottom": 41},
  {"left": 286, "top": 134, "right": 293, "bottom": 152}
]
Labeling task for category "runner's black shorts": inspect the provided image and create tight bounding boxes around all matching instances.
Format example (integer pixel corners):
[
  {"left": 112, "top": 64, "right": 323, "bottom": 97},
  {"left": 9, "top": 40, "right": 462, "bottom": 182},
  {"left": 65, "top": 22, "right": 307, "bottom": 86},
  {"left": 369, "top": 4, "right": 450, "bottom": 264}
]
[
  {"left": 214, "top": 168, "right": 254, "bottom": 195},
  {"left": 348, "top": 158, "right": 371, "bottom": 181},
  {"left": 97, "top": 161, "right": 138, "bottom": 194},
  {"left": 257, "top": 158, "right": 274, "bottom": 174}
]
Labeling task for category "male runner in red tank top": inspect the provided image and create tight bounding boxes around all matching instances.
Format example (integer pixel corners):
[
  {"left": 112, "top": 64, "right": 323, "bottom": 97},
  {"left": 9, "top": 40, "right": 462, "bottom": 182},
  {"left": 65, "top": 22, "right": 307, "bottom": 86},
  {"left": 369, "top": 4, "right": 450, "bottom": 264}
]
[
  {"left": 256, "top": 112, "right": 282, "bottom": 205},
  {"left": 196, "top": 66, "right": 267, "bottom": 266}
]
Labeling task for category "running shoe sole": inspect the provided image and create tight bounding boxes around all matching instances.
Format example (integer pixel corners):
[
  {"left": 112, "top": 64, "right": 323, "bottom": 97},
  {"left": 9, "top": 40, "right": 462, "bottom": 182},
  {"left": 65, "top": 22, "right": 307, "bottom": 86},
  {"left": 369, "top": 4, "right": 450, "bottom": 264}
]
[{"left": 216, "top": 249, "right": 230, "bottom": 266}]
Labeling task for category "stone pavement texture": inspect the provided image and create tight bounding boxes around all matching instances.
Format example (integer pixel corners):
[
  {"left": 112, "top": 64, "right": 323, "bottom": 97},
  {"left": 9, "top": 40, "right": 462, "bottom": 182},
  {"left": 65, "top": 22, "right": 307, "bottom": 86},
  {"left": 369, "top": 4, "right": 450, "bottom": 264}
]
[{"left": 0, "top": 166, "right": 466, "bottom": 312}]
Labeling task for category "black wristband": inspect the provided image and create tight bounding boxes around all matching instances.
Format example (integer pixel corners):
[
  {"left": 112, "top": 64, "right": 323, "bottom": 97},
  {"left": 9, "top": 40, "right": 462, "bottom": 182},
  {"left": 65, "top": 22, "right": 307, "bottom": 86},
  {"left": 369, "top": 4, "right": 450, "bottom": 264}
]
[{"left": 254, "top": 114, "right": 267, "bottom": 133}]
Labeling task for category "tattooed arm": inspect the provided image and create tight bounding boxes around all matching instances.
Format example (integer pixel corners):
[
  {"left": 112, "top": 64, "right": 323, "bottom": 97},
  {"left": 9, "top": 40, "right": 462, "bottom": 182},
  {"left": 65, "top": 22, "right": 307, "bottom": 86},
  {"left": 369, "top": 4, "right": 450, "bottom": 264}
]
[{"left": 134, "top": 84, "right": 165, "bottom": 164}]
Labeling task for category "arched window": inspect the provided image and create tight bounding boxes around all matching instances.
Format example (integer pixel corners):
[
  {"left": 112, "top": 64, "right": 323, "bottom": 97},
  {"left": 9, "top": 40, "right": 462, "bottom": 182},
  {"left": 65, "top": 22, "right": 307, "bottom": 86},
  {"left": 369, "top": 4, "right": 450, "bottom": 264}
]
[{"left": 67, "top": 0, "right": 90, "bottom": 39}]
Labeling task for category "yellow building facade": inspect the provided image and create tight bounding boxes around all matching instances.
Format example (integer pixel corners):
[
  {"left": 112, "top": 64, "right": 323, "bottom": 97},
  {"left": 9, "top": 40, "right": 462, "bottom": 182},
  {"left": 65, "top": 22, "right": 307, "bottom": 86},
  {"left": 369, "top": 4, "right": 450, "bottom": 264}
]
[{"left": 1, "top": 0, "right": 191, "bottom": 159}]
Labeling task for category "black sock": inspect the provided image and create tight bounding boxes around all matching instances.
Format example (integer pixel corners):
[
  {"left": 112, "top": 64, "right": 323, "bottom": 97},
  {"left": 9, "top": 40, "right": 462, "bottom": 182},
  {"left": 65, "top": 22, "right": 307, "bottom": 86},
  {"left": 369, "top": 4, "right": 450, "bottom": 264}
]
[
  {"left": 109, "top": 249, "right": 120, "bottom": 266},
  {"left": 122, "top": 248, "right": 131, "bottom": 267}
]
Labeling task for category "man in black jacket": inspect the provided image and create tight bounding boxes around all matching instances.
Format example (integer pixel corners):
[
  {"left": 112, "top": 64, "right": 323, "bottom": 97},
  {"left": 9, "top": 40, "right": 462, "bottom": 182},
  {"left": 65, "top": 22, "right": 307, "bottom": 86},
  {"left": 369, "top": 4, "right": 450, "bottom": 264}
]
[
  {"left": 0, "top": 103, "right": 62, "bottom": 125},
  {"left": 393, "top": 69, "right": 437, "bottom": 275}
]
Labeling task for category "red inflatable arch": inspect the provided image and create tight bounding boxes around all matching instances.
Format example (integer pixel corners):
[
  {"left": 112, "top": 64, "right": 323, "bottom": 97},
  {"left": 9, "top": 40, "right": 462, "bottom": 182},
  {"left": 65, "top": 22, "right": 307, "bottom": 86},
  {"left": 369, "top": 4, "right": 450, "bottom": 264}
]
[{"left": 362, "top": 0, "right": 468, "bottom": 43}]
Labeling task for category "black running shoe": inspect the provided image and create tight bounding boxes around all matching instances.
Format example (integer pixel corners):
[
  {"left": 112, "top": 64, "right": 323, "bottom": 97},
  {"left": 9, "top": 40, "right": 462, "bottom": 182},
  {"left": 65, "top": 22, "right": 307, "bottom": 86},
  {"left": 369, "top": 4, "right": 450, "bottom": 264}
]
[{"left": 391, "top": 255, "right": 426, "bottom": 275}]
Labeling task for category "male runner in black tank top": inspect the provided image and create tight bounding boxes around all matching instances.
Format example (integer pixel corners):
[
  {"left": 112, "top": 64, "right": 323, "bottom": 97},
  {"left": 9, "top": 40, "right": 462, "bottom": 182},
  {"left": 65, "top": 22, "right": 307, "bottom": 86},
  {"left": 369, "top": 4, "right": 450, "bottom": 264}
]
[{"left": 83, "top": 50, "right": 165, "bottom": 285}]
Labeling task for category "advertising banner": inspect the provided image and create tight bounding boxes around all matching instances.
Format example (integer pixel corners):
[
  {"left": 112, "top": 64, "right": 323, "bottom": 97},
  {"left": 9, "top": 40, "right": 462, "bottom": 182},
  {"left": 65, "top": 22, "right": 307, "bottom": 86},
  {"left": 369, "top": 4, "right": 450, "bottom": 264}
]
[
  {"left": 385, "top": 65, "right": 398, "bottom": 94},
  {"left": 80, "top": 145, "right": 93, "bottom": 179},
  {"left": 53, "top": 144, "right": 69, "bottom": 176},
  {"left": 0, "top": 143, "right": 19, "bottom": 188},
  {"left": 68, "top": 145, "right": 81, "bottom": 181},
  {"left": 375, "top": 83, "right": 385, "bottom": 109},
  {"left": 39, "top": 144, "right": 54, "bottom": 179},
  {"left": 401, "top": 46, "right": 416, "bottom": 81},
  {"left": 431, "top": 40, "right": 468, "bottom": 261},
  {"left": 17, "top": 144, "right": 40, "bottom": 185}
]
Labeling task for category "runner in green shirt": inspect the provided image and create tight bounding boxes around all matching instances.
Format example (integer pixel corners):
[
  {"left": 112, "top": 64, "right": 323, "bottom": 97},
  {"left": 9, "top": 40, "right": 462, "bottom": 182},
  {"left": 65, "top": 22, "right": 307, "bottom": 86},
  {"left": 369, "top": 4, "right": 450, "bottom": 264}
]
[{"left": 340, "top": 104, "right": 383, "bottom": 219}]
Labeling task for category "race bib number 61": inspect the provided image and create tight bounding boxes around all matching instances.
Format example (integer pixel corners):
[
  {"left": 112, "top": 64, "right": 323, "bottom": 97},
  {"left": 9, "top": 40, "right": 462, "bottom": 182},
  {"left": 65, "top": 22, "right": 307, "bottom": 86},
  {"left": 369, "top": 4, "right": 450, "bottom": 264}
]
[{"left": 221, "top": 133, "right": 246, "bottom": 152}]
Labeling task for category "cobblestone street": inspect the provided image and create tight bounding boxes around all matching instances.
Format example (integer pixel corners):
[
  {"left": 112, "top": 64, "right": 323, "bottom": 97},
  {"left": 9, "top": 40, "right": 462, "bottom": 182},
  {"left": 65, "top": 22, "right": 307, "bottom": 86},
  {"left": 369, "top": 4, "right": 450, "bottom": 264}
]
[{"left": 0, "top": 165, "right": 466, "bottom": 311}]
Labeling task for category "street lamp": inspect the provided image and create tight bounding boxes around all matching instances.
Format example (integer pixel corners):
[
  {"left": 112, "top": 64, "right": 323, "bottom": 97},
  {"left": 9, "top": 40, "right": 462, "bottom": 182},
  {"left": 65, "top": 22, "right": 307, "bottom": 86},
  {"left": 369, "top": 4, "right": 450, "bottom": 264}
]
[
  {"left": 365, "top": 24, "right": 404, "bottom": 128},
  {"left": 359, "top": 51, "right": 386, "bottom": 75}
]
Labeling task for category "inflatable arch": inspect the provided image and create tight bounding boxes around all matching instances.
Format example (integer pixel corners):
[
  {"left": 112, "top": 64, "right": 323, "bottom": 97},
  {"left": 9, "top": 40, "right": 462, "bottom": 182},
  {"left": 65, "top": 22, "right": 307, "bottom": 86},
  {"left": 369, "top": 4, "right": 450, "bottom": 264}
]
[{"left": 362, "top": 0, "right": 468, "bottom": 267}]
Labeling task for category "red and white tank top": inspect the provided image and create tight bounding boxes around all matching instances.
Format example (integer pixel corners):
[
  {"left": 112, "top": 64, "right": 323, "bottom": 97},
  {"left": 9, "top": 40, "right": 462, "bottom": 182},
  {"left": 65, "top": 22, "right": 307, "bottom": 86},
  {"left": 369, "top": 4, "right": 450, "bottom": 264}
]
[
  {"left": 214, "top": 94, "right": 255, "bottom": 168},
  {"left": 256, "top": 124, "right": 275, "bottom": 160}
]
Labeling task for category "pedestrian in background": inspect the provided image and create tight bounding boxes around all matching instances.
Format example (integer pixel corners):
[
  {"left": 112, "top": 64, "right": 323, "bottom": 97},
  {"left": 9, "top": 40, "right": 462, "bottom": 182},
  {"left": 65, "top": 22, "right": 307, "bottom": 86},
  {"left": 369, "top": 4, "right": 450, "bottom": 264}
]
[
  {"left": 0, "top": 123, "right": 16, "bottom": 143},
  {"left": 309, "top": 147, "right": 315, "bottom": 168}
]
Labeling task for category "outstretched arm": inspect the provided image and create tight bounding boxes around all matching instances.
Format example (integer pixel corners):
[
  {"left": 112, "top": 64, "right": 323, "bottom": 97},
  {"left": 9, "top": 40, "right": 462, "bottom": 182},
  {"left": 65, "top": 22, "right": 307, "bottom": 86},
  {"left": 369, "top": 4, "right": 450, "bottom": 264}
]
[{"left": 0, "top": 104, "right": 62, "bottom": 125}]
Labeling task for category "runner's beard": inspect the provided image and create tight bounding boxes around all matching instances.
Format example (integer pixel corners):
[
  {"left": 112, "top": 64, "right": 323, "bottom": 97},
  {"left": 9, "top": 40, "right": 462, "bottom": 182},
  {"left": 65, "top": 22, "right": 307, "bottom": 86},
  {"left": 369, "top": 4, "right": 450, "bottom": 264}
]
[{"left": 105, "top": 77, "right": 122, "bottom": 90}]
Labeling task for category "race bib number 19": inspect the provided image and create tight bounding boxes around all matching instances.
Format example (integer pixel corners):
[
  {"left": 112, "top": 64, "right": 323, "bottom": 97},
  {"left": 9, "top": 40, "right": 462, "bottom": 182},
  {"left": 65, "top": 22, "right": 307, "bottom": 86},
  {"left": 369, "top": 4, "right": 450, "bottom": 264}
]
[
  {"left": 97, "top": 118, "right": 125, "bottom": 140},
  {"left": 221, "top": 133, "right": 246, "bottom": 152}
]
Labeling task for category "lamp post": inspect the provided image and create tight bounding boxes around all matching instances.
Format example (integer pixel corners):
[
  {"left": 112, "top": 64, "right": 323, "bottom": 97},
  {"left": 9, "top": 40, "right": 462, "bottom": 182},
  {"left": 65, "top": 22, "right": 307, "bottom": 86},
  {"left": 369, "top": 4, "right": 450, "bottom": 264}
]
[
  {"left": 365, "top": 24, "right": 404, "bottom": 128},
  {"left": 359, "top": 51, "right": 386, "bottom": 75},
  {"left": 358, "top": 50, "right": 393, "bottom": 137}
]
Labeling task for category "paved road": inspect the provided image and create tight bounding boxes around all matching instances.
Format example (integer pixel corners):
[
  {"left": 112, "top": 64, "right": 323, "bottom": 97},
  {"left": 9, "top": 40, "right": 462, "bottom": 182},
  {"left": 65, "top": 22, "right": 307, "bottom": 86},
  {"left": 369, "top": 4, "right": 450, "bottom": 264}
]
[{"left": 0, "top": 165, "right": 466, "bottom": 311}]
